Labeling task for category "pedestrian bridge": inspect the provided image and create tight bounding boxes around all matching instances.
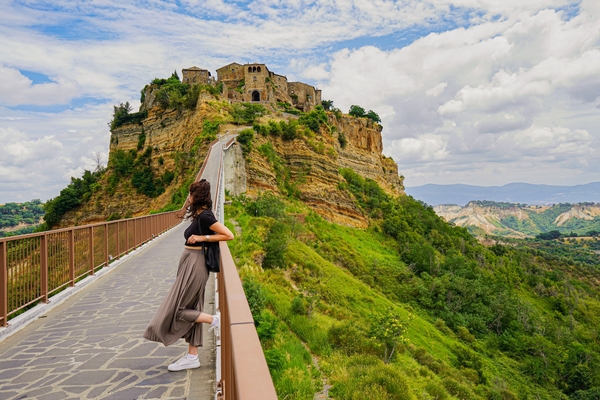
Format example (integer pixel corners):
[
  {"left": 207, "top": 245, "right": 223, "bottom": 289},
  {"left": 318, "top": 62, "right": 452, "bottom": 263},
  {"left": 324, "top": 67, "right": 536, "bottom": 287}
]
[{"left": 0, "top": 135, "right": 277, "bottom": 399}]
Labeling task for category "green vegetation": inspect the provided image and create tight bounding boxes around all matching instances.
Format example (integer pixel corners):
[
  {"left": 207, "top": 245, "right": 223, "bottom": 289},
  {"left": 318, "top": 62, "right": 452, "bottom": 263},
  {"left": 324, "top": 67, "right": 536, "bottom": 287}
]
[
  {"left": 109, "top": 102, "right": 147, "bottom": 131},
  {"left": 107, "top": 145, "right": 174, "bottom": 199},
  {"left": 349, "top": 104, "right": 381, "bottom": 124},
  {"left": 231, "top": 103, "right": 266, "bottom": 124},
  {"left": 0, "top": 200, "right": 45, "bottom": 236},
  {"left": 236, "top": 128, "right": 254, "bottom": 156},
  {"left": 225, "top": 169, "right": 600, "bottom": 399},
  {"left": 43, "top": 169, "right": 105, "bottom": 228},
  {"left": 277, "top": 101, "right": 301, "bottom": 115}
]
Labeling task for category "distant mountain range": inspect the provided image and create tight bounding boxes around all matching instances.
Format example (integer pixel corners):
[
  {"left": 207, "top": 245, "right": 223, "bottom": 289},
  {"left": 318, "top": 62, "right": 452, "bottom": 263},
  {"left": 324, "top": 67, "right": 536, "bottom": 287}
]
[{"left": 405, "top": 182, "right": 600, "bottom": 206}]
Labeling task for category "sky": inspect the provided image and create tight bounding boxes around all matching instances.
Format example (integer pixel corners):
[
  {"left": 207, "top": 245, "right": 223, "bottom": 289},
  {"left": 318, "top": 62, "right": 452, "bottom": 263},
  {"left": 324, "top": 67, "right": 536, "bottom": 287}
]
[{"left": 1, "top": 0, "right": 599, "bottom": 203}]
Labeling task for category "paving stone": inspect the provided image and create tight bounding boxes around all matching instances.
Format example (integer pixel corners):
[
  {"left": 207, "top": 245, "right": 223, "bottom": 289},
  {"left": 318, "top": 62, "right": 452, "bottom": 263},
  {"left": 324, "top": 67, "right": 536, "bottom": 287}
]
[
  {"left": 100, "top": 386, "right": 148, "bottom": 400},
  {"left": 0, "top": 391, "right": 18, "bottom": 399},
  {"left": 25, "top": 356, "right": 63, "bottom": 367},
  {"left": 40, "top": 391, "right": 75, "bottom": 400},
  {"left": 109, "top": 371, "right": 129, "bottom": 383},
  {"left": 0, "top": 360, "right": 28, "bottom": 371},
  {"left": 111, "top": 374, "right": 138, "bottom": 390},
  {"left": 77, "top": 352, "right": 115, "bottom": 370},
  {"left": 11, "top": 369, "right": 50, "bottom": 384},
  {"left": 17, "top": 385, "right": 52, "bottom": 397},
  {"left": 171, "top": 385, "right": 186, "bottom": 398},
  {"left": 146, "top": 386, "right": 169, "bottom": 398},
  {"left": 64, "top": 385, "right": 90, "bottom": 394},
  {"left": 87, "top": 384, "right": 110, "bottom": 399},
  {"left": 138, "top": 372, "right": 187, "bottom": 386},
  {"left": 0, "top": 383, "right": 28, "bottom": 391},
  {"left": 61, "top": 370, "right": 117, "bottom": 386},
  {"left": 116, "top": 342, "right": 157, "bottom": 358},
  {"left": 35, "top": 373, "right": 67, "bottom": 387},
  {"left": 0, "top": 368, "right": 25, "bottom": 380},
  {"left": 107, "top": 357, "right": 166, "bottom": 370}
]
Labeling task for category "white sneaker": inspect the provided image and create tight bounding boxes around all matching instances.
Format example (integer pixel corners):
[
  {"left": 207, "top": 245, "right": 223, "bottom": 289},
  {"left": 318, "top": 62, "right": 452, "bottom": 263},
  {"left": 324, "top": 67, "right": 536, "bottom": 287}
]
[
  {"left": 208, "top": 315, "right": 220, "bottom": 341},
  {"left": 168, "top": 355, "right": 200, "bottom": 372}
]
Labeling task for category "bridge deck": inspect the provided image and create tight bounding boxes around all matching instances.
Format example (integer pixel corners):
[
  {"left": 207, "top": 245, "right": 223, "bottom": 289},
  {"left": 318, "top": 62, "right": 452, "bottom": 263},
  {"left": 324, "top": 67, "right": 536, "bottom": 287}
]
[{"left": 0, "top": 222, "right": 216, "bottom": 400}]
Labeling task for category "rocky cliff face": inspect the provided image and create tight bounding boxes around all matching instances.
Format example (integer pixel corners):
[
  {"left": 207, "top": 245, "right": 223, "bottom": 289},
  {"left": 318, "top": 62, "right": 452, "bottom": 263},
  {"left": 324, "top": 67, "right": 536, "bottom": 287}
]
[
  {"left": 233, "top": 113, "right": 403, "bottom": 228},
  {"left": 58, "top": 95, "right": 225, "bottom": 226},
  {"left": 59, "top": 95, "right": 404, "bottom": 229}
]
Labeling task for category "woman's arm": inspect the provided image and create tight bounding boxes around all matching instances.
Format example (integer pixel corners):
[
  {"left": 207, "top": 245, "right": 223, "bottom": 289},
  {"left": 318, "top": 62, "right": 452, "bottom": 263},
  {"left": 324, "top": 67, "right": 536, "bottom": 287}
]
[{"left": 187, "top": 222, "right": 234, "bottom": 244}]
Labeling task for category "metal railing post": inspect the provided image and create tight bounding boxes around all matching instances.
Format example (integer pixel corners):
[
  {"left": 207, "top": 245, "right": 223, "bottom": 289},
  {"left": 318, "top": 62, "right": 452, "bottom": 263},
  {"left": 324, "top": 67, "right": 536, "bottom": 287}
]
[
  {"left": 89, "top": 227, "right": 94, "bottom": 275},
  {"left": 104, "top": 223, "right": 109, "bottom": 267},
  {"left": 68, "top": 230, "right": 75, "bottom": 287},
  {"left": 125, "top": 220, "right": 129, "bottom": 252},
  {"left": 0, "top": 241, "right": 7, "bottom": 327},
  {"left": 116, "top": 221, "right": 121, "bottom": 259},
  {"left": 40, "top": 234, "right": 48, "bottom": 302}
]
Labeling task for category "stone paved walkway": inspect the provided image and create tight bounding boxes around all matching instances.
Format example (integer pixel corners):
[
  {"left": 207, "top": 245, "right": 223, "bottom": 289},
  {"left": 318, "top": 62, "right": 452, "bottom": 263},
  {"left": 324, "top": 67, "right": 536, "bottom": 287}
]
[{"left": 0, "top": 222, "right": 216, "bottom": 400}]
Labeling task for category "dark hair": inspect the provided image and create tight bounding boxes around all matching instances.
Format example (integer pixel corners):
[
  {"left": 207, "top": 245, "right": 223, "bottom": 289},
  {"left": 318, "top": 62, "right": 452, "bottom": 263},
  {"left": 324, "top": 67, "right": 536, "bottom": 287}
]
[{"left": 178, "top": 179, "right": 212, "bottom": 219}]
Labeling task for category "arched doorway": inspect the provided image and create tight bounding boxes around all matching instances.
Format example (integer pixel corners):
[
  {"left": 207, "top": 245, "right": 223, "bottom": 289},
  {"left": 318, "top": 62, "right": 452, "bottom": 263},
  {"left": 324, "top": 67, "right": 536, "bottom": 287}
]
[{"left": 252, "top": 90, "right": 260, "bottom": 102}]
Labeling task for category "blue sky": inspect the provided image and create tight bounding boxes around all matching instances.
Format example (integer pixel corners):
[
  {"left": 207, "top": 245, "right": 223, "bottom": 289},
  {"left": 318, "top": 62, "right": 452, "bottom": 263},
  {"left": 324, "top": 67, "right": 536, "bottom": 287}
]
[{"left": 1, "top": 0, "right": 599, "bottom": 203}]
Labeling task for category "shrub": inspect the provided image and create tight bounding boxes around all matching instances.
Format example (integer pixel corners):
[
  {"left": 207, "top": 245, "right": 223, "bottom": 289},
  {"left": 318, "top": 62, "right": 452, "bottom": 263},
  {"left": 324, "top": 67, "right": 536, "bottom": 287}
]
[
  {"left": 338, "top": 131, "right": 348, "bottom": 148},
  {"left": 263, "top": 221, "right": 289, "bottom": 269},
  {"left": 264, "top": 348, "right": 286, "bottom": 376},
  {"left": 328, "top": 321, "right": 368, "bottom": 355},
  {"left": 231, "top": 103, "right": 265, "bottom": 124},
  {"left": 246, "top": 192, "right": 286, "bottom": 219},
  {"left": 236, "top": 128, "right": 254, "bottom": 155},
  {"left": 242, "top": 277, "right": 266, "bottom": 319},
  {"left": 298, "top": 105, "right": 327, "bottom": 133},
  {"left": 137, "top": 128, "right": 146, "bottom": 150},
  {"left": 256, "top": 310, "right": 278, "bottom": 342},
  {"left": 109, "top": 102, "right": 147, "bottom": 131}
]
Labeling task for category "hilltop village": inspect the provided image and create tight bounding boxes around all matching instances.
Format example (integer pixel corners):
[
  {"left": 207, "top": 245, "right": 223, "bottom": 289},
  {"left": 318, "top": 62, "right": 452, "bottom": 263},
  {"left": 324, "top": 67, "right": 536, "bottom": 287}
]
[{"left": 174, "top": 62, "right": 321, "bottom": 112}]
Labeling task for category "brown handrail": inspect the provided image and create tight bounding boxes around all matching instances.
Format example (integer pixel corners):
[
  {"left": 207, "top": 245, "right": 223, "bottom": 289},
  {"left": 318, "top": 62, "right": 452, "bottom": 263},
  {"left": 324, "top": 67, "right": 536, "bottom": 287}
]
[
  {"left": 218, "top": 243, "right": 278, "bottom": 400},
  {"left": 0, "top": 210, "right": 180, "bottom": 327}
]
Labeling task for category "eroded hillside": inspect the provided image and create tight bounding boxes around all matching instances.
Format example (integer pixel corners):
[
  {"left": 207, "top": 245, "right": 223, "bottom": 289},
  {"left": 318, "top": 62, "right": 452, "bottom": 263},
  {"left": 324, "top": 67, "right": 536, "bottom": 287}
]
[{"left": 435, "top": 201, "right": 600, "bottom": 237}]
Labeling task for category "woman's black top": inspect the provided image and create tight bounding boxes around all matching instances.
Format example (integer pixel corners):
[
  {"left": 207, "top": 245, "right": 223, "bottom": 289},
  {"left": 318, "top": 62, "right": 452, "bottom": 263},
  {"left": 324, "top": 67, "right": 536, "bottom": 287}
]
[{"left": 184, "top": 209, "right": 218, "bottom": 247}]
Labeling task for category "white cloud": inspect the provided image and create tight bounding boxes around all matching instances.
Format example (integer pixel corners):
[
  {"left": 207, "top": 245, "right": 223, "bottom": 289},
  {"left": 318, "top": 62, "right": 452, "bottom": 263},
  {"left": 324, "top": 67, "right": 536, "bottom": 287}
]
[
  {"left": 321, "top": 2, "right": 600, "bottom": 186},
  {"left": 0, "top": 0, "right": 598, "bottom": 202},
  {"left": 0, "top": 65, "right": 79, "bottom": 106},
  {"left": 426, "top": 82, "right": 448, "bottom": 97}
]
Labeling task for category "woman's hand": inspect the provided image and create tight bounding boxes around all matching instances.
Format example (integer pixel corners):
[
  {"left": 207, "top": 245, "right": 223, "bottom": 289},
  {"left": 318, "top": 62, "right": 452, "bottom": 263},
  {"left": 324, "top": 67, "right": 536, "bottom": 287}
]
[{"left": 187, "top": 235, "right": 202, "bottom": 244}]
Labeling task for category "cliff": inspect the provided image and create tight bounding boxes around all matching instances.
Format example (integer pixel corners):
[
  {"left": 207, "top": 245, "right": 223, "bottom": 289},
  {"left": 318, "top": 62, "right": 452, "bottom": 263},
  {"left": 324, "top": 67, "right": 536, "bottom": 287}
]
[
  {"left": 237, "top": 113, "right": 403, "bottom": 228},
  {"left": 57, "top": 87, "right": 403, "bottom": 229}
]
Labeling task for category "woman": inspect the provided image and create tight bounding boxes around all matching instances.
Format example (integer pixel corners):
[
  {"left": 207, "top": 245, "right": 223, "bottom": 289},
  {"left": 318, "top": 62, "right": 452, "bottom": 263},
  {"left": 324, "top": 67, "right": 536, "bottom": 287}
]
[{"left": 144, "top": 179, "right": 234, "bottom": 371}]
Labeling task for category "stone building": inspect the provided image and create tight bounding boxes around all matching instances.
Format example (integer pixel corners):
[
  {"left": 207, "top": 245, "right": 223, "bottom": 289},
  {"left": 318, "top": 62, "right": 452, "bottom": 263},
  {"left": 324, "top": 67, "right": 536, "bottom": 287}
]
[
  {"left": 181, "top": 66, "right": 212, "bottom": 85},
  {"left": 182, "top": 62, "right": 321, "bottom": 112}
]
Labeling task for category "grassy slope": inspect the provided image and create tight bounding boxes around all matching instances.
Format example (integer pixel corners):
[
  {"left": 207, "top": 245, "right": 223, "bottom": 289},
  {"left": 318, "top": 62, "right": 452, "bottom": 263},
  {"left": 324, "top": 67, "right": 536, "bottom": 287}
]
[{"left": 225, "top": 191, "right": 599, "bottom": 399}]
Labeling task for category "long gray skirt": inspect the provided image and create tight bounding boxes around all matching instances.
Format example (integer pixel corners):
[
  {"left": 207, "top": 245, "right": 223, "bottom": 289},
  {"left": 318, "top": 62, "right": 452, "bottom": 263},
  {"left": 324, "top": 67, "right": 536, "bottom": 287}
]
[{"left": 143, "top": 248, "right": 209, "bottom": 347}]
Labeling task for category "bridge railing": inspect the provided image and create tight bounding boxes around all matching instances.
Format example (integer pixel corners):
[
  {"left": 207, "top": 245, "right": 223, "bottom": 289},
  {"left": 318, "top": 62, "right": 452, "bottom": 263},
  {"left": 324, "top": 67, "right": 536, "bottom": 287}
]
[
  {"left": 0, "top": 212, "right": 180, "bottom": 327},
  {"left": 211, "top": 135, "right": 277, "bottom": 400},
  {"left": 1, "top": 135, "right": 278, "bottom": 399}
]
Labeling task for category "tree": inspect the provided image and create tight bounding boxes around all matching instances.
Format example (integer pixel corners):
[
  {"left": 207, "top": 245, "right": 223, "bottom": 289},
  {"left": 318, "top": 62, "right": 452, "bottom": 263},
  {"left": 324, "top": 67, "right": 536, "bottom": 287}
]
[
  {"left": 349, "top": 105, "right": 366, "bottom": 118},
  {"left": 366, "top": 109, "right": 381, "bottom": 123},
  {"left": 321, "top": 99, "right": 334, "bottom": 111},
  {"left": 369, "top": 308, "right": 412, "bottom": 364}
]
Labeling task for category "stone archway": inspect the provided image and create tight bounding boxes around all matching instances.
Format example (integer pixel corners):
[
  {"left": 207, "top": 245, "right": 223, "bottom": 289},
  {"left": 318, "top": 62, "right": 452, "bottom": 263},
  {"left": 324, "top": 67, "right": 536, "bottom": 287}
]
[{"left": 252, "top": 90, "right": 260, "bottom": 102}]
